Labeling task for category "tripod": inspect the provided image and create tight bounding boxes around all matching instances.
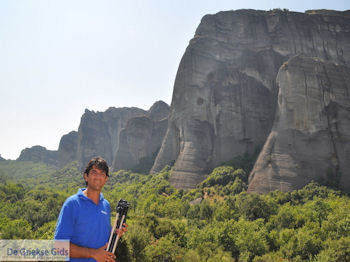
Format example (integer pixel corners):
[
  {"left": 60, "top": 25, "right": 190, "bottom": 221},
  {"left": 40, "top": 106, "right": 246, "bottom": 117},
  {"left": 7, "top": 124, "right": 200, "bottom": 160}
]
[{"left": 107, "top": 199, "right": 130, "bottom": 254}]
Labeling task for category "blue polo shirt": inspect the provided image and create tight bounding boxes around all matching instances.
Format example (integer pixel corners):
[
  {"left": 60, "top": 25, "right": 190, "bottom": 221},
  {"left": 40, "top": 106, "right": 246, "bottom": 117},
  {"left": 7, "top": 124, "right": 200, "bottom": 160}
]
[{"left": 54, "top": 188, "right": 111, "bottom": 262}]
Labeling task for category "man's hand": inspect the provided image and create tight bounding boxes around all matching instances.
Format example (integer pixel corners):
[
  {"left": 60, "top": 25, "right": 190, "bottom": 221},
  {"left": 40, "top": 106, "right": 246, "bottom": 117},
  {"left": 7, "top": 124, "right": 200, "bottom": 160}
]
[
  {"left": 70, "top": 242, "right": 116, "bottom": 262},
  {"left": 91, "top": 243, "right": 116, "bottom": 262},
  {"left": 115, "top": 223, "right": 128, "bottom": 237}
]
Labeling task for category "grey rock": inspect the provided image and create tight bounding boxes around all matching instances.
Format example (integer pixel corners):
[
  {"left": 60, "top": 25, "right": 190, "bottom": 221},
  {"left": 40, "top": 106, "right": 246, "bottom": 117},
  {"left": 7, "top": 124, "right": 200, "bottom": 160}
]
[
  {"left": 17, "top": 145, "right": 58, "bottom": 166},
  {"left": 151, "top": 9, "right": 350, "bottom": 190},
  {"left": 58, "top": 131, "right": 78, "bottom": 168},
  {"left": 77, "top": 107, "right": 145, "bottom": 170},
  {"left": 248, "top": 56, "right": 350, "bottom": 193},
  {"left": 76, "top": 101, "right": 169, "bottom": 171},
  {"left": 24, "top": 101, "right": 169, "bottom": 171},
  {"left": 0, "top": 155, "right": 6, "bottom": 161},
  {"left": 189, "top": 197, "right": 203, "bottom": 205},
  {"left": 112, "top": 102, "right": 170, "bottom": 172},
  {"left": 147, "top": 100, "right": 170, "bottom": 121}
]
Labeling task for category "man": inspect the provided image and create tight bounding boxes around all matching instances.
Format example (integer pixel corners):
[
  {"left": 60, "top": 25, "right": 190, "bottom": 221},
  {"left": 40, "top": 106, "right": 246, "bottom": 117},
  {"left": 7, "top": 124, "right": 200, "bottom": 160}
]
[{"left": 55, "top": 157, "right": 125, "bottom": 262}]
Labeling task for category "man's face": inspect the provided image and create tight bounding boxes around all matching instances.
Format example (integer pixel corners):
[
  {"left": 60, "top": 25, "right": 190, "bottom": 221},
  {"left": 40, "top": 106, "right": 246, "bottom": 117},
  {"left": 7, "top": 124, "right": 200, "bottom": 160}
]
[{"left": 84, "top": 165, "right": 108, "bottom": 192}]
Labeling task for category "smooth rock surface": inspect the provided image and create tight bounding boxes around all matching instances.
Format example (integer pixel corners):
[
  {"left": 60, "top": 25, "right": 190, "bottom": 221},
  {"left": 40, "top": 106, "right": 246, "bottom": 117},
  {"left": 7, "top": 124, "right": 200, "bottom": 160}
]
[
  {"left": 112, "top": 116, "right": 168, "bottom": 172},
  {"left": 151, "top": 9, "right": 350, "bottom": 190},
  {"left": 248, "top": 56, "right": 350, "bottom": 193},
  {"left": 112, "top": 101, "right": 170, "bottom": 172}
]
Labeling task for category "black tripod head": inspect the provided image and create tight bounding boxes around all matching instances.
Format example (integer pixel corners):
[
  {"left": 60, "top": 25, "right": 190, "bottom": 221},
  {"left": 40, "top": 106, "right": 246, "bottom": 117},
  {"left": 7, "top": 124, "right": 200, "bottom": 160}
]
[{"left": 116, "top": 199, "right": 130, "bottom": 227}]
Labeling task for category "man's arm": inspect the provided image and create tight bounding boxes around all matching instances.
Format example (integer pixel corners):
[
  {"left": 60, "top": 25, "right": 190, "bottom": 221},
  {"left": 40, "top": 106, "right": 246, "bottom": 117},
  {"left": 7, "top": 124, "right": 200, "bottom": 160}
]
[{"left": 70, "top": 243, "right": 116, "bottom": 262}]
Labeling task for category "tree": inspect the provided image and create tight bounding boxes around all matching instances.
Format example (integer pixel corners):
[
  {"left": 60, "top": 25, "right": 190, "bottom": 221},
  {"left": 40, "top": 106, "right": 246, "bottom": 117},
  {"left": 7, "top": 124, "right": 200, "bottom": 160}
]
[
  {"left": 125, "top": 224, "right": 152, "bottom": 262},
  {"left": 1, "top": 183, "right": 25, "bottom": 203},
  {"left": 277, "top": 228, "right": 322, "bottom": 260},
  {"left": 236, "top": 192, "right": 277, "bottom": 221},
  {"left": 144, "top": 235, "right": 185, "bottom": 262},
  {"left": 199, "top": 166, "right": 246, "bottom": 188},
  {"left": 1, "top": 219, "right": 33, "bottom": 239},
  {"left": 183, "top": 250, "right": 201, "bottom": 262},
  {"left": 35, "top": 221, "right": 56, "bottom": 239},
  {"left": 218, "top": 219, "right": 269, "bottom": 260},
  {"left": 314, "top": 237, "right": 350, "bottom": 262},
  {"left": 186, "top": 205, "right": 200, "bottom": 220},
  {"left": 199, "top": 200, "right": 213, "bottom": 221}
]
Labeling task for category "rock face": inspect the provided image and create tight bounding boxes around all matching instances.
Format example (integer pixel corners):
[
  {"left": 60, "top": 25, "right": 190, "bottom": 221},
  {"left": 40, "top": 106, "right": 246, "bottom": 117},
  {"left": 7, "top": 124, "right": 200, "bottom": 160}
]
[
  {"left": 248, "top": 56, "right": 350, "bottom": 193},
  {"left": 58, "top": 131, "right": 78, "bottom": 168},
  {"left": 76, "top": 101, "right": 170, "bottom": 171},
  {"left": 147, "top": 101, "right": 170, "bottom": 121},
  {"left": 151, "top": 9, "right": 350, "bottom": 190},
  {"left": 76, "top": 107, "right": 146, "bottom": 170},
  {"left": 112, "top": 101, "right": 169, "bottom": 172},
  {"left": 17, "top": 145, "right": 58, "bottom": 166}
]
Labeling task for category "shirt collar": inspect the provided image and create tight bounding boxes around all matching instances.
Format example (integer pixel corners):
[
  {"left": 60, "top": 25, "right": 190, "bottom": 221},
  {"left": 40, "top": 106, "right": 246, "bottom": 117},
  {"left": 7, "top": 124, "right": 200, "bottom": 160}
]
[{"left": 77, "top": 188, "right": 104, "bottom": 203}]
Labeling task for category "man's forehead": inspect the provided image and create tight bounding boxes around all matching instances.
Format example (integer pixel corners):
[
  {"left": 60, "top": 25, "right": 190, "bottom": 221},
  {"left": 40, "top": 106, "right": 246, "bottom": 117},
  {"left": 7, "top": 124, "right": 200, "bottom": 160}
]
[{"left": 91, "top": 165, "right": 106, "bottom": 173}]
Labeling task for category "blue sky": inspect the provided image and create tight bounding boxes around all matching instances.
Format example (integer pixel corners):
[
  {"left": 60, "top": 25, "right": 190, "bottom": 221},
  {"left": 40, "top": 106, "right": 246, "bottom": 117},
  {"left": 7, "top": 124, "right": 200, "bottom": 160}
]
[{"left": 0, "top": 0, "right": 349, "bottom": 160}]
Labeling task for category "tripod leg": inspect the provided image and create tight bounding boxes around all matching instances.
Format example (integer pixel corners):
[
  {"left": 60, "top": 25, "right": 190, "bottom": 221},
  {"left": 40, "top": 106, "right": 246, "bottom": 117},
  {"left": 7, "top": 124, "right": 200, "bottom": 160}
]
[
  {"left": 112, "top": 214, "right": 125, "bottom": 254},
  {"left": 107, "top": 213, "right": 119, "bottom": 251}
]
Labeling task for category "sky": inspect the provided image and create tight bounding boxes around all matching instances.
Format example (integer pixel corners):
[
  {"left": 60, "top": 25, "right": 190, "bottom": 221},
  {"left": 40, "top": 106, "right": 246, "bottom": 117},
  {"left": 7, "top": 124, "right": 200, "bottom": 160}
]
[{"left": 0, "top": 0, "right": 348, "bottom": 160}]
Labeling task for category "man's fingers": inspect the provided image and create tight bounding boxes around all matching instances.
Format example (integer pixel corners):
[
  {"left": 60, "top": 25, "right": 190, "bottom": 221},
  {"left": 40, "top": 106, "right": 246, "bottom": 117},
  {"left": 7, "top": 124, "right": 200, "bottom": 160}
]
[
  {"left": 94, "top": 248, "right": 115, "bottom": 262},
  {"left": 104, "top": 251, "right": 116, "bottom": 262},
  {"left": 115, "top": 223, "right": 128, "bottom": 236},
  {"left": 122, "top": 223, "right": 128, "bottom": 232},
  {"left": 109, "top": 251, "right": 116, "bottom": 260}
]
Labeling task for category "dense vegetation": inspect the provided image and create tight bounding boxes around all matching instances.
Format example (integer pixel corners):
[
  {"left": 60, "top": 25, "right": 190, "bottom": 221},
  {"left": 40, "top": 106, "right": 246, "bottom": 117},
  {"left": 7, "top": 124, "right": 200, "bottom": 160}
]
[{"left": 0, "top": 159, "right": 349, "bottom": 261}]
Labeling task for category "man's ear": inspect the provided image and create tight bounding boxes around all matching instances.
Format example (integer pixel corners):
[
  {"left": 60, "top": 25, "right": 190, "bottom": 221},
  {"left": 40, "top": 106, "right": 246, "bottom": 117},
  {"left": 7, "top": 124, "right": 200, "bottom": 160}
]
[{"left": 83, "top": 173, "right": 88, "bottom": 183}]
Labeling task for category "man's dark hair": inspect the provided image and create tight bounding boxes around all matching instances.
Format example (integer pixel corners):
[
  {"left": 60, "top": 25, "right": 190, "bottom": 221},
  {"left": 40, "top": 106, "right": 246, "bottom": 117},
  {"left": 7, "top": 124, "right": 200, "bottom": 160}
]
[{"left": 84, "top": 157, "right": 109, "bottom": 185}]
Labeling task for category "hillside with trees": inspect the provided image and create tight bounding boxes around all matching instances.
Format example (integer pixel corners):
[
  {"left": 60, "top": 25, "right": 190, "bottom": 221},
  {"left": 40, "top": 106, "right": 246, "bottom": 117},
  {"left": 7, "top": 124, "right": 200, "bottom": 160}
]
[{"left": 0, "top": 159, "right": 349, "bottom": 261}]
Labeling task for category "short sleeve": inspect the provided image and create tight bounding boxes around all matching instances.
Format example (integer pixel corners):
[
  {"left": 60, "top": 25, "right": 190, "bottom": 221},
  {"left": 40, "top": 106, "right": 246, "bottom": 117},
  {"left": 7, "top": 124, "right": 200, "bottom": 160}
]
[{"left": 54, "top": 198, "right": 76, "bottom": 240}]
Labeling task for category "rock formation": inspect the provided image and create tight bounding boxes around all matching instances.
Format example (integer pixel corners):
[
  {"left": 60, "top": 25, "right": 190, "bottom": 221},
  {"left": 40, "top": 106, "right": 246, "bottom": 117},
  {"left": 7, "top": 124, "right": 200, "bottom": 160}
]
[
  {"left": 15, "top": 101, "right": 170, "bottom": 172},
  {"left": 76, "top": 101, "right": 170, "bottom": 171},
  {"left": 248, "top": 56, "right": 350, "bottom": 193},
  {"left": 151, "top": 9, "right": 350, "bottom": 190},
  {"left": 58, "top": 131, "right": 78, "bottom": 168},
  {"left": 112, "top": 101, "right": 169, "bottom": 172},
  {"left": 147, "top": 100, "right": 170, "bottom": 121},
  {"left": 76, "top": 107, "right": 146, "bottom": 169},
  {"left": 17, "top": 145, "right": 58, "bottom": 166}
]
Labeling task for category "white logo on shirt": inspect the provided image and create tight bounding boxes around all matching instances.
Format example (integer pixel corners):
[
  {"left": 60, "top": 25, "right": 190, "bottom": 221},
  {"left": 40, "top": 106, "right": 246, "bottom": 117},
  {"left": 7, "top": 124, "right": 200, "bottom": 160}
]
[{"left": 101, "top": 210, "right": 107, "bottom": 215}]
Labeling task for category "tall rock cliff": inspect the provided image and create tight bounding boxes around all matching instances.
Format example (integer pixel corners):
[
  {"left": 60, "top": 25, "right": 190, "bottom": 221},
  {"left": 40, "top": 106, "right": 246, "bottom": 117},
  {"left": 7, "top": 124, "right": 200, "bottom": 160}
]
[
  {"left": 248, "top": 56, "right": 350, "bottom": 193},
  {"left": 151, "top": 9, "right": 350, "bottom": 190}
]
